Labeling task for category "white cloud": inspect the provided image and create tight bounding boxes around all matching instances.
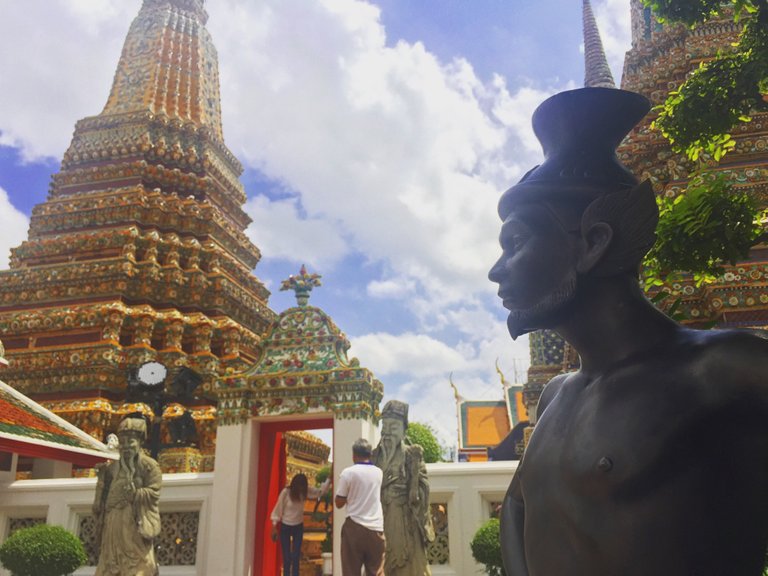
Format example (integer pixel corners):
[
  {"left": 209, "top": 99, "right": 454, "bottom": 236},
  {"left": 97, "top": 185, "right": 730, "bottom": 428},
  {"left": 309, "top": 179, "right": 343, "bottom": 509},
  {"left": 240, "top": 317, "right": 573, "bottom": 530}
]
[
  {"left": 0, "top": 0, "right": 139, "bottom": 161},
  {"left": 367, "top": 277, "right": 416, "bottom": 299},
  {"left": 350, "top": 324, "right": 530, "bottom": 450},
  {"left": 0, "top": 187, "right": 29, "bottom": 268},
  {"left": 349, "top": 332, "right": 467, "bottom": 377},
  {"left": 244, "top": 195, "right": 349, "bottom": 268},
  {"left": 208, "top": 0, "right": 526, "bottom": 304}
]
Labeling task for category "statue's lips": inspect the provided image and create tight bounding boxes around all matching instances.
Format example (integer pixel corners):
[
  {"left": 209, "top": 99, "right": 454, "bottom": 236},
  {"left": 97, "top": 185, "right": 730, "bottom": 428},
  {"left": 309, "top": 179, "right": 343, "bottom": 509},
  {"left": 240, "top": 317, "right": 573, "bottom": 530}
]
[{"left": 497, "top": 290, "right": 519, "bottom": 310}]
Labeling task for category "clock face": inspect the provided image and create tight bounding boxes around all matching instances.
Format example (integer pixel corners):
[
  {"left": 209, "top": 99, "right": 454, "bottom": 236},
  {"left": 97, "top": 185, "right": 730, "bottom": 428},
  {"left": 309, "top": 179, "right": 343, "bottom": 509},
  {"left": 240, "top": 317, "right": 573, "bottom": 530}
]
[{"left": 137, "top": 362, "right": 167, "bottom": 386}]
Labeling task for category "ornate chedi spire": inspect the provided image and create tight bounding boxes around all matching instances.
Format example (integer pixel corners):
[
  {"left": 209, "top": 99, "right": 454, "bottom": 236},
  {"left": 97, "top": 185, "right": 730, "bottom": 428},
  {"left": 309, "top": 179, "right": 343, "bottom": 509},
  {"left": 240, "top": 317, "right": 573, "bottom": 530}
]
[
  {"left": 583, "top": 0, "right": 616, "bottom": 88},
  {"left": 101, "top": 0, "right": 220, "bottom": 138},
  {"left": 56, "top": 0, "right": 247, "bottom": 227},
  {"left": 0, "top": 0, "right": 276, "bottom": 473}
]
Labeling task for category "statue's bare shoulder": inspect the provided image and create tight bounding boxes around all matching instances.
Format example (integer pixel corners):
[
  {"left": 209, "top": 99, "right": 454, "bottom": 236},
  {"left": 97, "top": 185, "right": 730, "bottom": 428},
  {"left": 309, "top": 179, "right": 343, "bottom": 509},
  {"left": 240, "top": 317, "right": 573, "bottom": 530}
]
[{"left": 680, "top": 327, "right": 768, "bottom": 409}]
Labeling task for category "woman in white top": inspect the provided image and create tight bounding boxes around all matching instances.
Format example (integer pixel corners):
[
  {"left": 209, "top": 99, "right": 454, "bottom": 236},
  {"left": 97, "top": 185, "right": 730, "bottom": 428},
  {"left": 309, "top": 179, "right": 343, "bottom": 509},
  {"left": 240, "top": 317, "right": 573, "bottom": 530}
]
[{"left": 270, "top": 473, "right": 330, "bottom": 576}]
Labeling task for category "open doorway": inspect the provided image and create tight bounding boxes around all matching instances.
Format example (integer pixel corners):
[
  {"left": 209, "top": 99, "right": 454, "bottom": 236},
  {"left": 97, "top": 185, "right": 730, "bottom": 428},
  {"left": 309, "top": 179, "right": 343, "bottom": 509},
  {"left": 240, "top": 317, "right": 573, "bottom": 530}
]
[{"left": 254, "top": 418, "right": 333, "bottom": 576}]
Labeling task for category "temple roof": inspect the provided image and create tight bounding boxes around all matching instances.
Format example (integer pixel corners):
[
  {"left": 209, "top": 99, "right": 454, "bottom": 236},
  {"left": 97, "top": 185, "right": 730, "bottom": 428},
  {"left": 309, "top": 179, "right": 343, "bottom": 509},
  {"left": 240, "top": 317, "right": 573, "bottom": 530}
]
[{"left": 0, "top": 379, "right": 116, "bottom": 466}]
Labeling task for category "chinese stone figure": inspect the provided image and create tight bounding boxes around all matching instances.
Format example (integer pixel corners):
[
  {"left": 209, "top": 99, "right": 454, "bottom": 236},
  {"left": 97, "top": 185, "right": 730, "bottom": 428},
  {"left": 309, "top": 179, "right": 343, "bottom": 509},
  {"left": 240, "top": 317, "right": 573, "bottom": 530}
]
[
  {"left": 93, "top": 417, "right": 162, "bottom": 576},
  {"left": 489, "top": 87, "right": 768, "bottom": 576},
  {"left": 373, "top": 400, "right": 434, "bottom": 576}
]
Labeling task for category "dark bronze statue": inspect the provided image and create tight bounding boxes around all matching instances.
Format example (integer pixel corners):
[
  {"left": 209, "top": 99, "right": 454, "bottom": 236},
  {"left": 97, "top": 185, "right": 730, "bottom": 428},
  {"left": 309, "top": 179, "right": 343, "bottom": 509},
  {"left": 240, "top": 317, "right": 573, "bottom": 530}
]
[{"left": 489, "top": 86, "right": 768, "bottom": 576}]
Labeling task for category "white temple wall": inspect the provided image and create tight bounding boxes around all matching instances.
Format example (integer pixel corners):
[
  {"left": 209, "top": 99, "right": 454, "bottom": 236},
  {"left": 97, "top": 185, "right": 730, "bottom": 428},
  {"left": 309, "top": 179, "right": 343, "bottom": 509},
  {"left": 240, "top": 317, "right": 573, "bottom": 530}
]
[
  {"left": 331, "top": 417, "right": 379, "bottom": 575},
  {"left": 0, "top": 458, "right": 517, "bottom": 576},
  {"left": 205, "top": 420, "right": 258, "bottom": 576},
  {"left": 425, "top": 461, "right": 518, "bottom": 576},
  {"left": 0, "top": 473, "right": 213, "bottom": 576}
]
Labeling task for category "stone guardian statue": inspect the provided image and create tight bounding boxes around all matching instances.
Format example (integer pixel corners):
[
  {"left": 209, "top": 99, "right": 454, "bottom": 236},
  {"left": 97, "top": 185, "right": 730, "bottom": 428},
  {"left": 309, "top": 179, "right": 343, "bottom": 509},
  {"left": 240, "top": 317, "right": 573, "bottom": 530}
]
[
  {"left": 93, "top": 416, "right": 162, "bottom": 576},
  {"left": 373, "top": 400, "right": 434, "bottom": 576}
]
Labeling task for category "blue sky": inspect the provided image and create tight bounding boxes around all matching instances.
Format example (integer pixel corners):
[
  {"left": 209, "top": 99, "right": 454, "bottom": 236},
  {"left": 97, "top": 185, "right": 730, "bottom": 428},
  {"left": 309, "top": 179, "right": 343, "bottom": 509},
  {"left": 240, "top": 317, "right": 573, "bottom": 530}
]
[{"left": 0, "top": 0, "right": 632, "bottom": 449}]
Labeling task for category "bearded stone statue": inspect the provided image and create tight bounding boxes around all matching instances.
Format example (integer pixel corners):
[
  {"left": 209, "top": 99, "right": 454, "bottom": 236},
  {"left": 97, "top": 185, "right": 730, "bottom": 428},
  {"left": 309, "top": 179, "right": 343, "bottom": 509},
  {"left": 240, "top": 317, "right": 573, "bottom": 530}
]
[
  {"left": 372, "top": 400, "right": 434, "bottom": 576},
  {"left": 93, "top": 416, "right": 162, "bottom": 576}
]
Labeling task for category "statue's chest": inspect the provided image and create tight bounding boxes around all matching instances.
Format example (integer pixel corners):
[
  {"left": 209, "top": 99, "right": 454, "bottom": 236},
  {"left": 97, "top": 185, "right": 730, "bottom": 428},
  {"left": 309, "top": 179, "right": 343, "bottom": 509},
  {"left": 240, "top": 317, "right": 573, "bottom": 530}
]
[
  {"left": 523, "top": 371, "right": 711, "bottom": 499},
  {"left": 382, "top": 454, "right": 407, "bottom": 483}
]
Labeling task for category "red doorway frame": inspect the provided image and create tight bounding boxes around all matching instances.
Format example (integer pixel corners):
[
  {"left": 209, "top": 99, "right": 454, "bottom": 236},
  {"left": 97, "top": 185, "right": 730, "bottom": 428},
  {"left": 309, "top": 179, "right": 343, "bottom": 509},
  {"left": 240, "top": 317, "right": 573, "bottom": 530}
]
[{"left": 254, "top": 417, "right": 333, "bottom": 576}]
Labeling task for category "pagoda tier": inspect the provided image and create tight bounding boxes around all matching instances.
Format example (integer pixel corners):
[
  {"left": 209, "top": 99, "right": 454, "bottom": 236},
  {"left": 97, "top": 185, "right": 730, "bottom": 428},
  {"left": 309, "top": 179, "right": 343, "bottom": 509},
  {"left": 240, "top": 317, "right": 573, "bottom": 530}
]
[
  {"left": 0, "top": 0, "right": 276, "bottom": 469},
  {"left": 620, "top": 1, "right": 768, "bottom": 328}
]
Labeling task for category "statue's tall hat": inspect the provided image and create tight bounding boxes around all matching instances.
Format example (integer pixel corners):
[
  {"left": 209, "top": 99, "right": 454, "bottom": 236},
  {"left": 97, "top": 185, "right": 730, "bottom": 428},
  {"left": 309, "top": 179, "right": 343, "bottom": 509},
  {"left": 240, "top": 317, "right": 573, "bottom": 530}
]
[{"left": 498, "top": 0, "right": 651, "bottom": 219}]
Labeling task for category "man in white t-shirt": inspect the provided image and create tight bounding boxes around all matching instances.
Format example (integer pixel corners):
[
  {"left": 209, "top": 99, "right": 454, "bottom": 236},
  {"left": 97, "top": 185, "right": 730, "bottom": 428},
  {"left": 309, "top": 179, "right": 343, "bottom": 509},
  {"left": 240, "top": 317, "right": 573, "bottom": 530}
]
[{"left": 335, "top": 438, "right": 385, "bottom": 575}]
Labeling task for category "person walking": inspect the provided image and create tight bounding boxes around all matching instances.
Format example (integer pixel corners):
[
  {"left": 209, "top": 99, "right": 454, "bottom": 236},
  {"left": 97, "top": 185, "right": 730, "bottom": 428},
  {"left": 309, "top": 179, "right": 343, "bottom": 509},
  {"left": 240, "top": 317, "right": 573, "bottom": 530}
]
[
  {"left": 271, "top": 473, "right": 330, "bottom": 576},
  {"left": 335, "top": 438, "right": 385, "bottom": 576}
]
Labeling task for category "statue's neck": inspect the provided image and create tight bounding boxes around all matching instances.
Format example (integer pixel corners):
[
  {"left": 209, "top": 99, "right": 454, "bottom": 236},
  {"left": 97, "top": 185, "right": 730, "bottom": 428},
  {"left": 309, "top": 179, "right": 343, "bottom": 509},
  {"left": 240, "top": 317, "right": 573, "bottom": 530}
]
[{"left": 555, "top": 275, "right": 679, "bottom": 375}]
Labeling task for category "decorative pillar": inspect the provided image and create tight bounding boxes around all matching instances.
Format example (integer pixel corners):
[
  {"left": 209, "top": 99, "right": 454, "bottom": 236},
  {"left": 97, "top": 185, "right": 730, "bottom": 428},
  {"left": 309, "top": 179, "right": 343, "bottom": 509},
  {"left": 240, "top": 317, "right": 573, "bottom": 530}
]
[
  {"left": 192, "top": 321, "right": 214, "bottom": 354},
  {"left": 101, "top": 309, "right": 125, "bottom": 343},
  {"left": 220, "top": 324, "right": 242, "bottom": 359},
  {"left": 164, "top": 318, "right": 185, "bottom": 351},
  {"left": 206, "top": 387, "right": 256, "bottom": 576},
  {"left": 133, "top": 312, "right": 155, "bottom": 348},
  {"left": 164, "top": 233, "right": 181, "bottom": 267}
]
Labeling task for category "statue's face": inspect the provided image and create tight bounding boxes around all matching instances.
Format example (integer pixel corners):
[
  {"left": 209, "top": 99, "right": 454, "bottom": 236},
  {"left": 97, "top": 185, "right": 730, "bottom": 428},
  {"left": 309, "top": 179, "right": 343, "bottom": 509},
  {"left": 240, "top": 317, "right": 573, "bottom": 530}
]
[
  {"left": 489, "top": 202, "right": 580, "bottom": 338},
  {"left": 119, "top": 434, "right": 141, "bottom": 460},
  {"left": 381, "top": 418, "right": 406, "bottom": 446}
]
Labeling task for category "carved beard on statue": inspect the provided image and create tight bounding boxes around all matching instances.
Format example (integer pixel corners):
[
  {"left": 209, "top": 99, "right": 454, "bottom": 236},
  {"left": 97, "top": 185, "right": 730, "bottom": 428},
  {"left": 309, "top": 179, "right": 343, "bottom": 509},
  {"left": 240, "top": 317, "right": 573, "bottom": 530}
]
[
  {"left": 119, "top": 447, "right": 138, "bottom": 481},
  {"left": 506, "top": 268, "right": 578, "bottom": 339},
  {"left": 379, "top": 435, "right": 398, "bottom": 470}
]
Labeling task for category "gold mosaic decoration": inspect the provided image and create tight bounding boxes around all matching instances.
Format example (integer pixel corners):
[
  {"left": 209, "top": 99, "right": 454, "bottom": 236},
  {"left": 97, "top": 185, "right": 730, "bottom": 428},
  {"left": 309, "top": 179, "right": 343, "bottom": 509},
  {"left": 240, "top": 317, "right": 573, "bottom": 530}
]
[
  {"left": 0, "top": 0, "right": 276, "bottom": 472},
  {"left": 621, "top": 1, "right": 768, "bottom": 327}
]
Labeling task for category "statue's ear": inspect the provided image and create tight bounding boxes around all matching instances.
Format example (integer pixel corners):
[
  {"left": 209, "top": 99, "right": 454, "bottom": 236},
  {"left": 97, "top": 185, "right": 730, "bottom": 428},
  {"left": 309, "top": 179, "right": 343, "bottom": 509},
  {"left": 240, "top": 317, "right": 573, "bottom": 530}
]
[
  {"left": 576, "top": 222, "right": 613, "bottom": 274},
  {"left": 579, "top": 181, "right": 658, "bottom": 276}
]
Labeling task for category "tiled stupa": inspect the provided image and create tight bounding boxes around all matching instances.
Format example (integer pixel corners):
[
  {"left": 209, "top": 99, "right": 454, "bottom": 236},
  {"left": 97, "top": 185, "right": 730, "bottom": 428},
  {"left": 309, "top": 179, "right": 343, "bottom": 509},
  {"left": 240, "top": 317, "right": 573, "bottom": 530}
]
[
  {"left": 619, "top": 0, "right": 768, "bottom": 328},
  {"left": 0, "top": 0, "right": 276, "bottom": 470}
]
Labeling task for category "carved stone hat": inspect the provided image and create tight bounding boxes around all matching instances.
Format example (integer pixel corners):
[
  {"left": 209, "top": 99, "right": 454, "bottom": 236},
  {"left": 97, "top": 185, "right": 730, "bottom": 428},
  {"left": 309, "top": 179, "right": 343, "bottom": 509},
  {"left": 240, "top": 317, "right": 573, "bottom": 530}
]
[
  {"left": 381, "top": 400, "right": 409, "bottom": 427},
  {"left": 498, "top": 87, "right": 651, "bottom": 219},
  {"left": 117, "top": 416, "right": 148, "bottom": 439}
]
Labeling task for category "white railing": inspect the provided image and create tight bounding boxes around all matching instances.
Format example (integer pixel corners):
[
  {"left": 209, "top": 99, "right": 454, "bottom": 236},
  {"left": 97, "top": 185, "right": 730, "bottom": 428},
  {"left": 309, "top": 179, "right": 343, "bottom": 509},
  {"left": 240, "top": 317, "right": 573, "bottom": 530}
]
[{"left": 0, "top": 461, "right": 516, "bottom": 576}]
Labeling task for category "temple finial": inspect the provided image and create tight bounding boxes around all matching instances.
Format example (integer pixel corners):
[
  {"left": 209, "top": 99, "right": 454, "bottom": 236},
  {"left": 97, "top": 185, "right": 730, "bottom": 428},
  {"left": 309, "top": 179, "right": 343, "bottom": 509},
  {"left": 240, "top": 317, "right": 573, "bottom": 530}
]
[
  {"left": 495, "top": 358, "right": 512, "bottom": 389},
  {"left": 583, "top": 0, "right": 616, "bottom": 88},
  {"left": 449, "top": 373, "right": 464, "bottom": 403},
  {"left": 280, "top": 265, "right": 322, "bottom": 307}
]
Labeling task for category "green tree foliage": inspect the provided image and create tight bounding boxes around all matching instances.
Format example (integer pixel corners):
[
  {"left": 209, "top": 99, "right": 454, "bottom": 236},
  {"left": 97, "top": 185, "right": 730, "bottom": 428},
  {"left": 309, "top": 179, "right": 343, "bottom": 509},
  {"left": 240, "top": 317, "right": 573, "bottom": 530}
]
[
  {"left": 470, "top": 518, "right": 506, "bottom": 576},
  {"left": 406, "top": 422, "right": 443, "bottom": 463},
  {"left": 0, "top": 524, "right": 87, "bottom": 576},
  {"left": 645, "top": 0, "right": 754, "bottom": 25},
  {"left": 644, "top": 171, "right": 766, "bottom": 287},
  {"left": 644, "top": 0, "right": 768, "bottom": 161},
  {"left": 637, "top": 0, "right": 768, "bottom": 286}
]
